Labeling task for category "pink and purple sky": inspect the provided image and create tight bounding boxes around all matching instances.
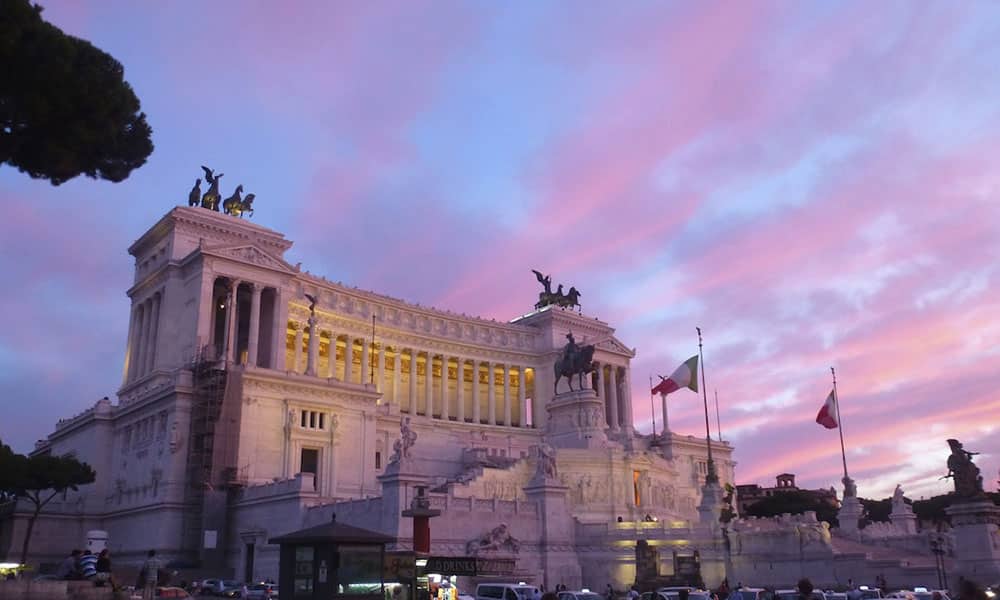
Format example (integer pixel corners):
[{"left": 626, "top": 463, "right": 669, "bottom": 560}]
[{"left": 2, "top": 1, "right": 999, "bottom": 500}]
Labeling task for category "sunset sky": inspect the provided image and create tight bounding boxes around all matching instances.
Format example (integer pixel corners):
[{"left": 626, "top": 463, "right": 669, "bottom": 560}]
[{"left": 2, "top": 1, "right": 999, "bottom": 501}]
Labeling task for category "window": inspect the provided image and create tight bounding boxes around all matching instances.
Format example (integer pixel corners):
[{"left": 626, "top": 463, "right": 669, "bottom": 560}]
[
  {"left": 375, "top": 451, "right": 382, "bottom": 470},
  {"left": 299, "top": 410, "right": 327, "bottom": 430}
]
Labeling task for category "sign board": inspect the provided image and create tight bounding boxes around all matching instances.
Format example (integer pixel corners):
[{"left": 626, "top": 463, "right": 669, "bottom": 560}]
[
  {"left": 424, "top": 557, "right": 516, "bottom": 576},
  {"left": 385, "top": 551, "right": 416, "bottom": 580},
  {"left": 203, "top": 530, "right": 218, "bottom": 549}
]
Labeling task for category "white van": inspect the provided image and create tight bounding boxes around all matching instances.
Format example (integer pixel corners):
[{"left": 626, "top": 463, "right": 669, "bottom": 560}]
[{"left": 476, "top": 583, "right": 541, "bottom": 600}]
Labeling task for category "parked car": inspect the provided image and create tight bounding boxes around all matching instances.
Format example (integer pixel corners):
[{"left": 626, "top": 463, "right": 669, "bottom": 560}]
[
  {"left": 776, "top": 590, "right": 827, "bottom": 600},
  {"left": 730, "top": 589, "right": 771, "bottom": 600},
  {"left": 661, "top": 590, "right": 712, "bottom": 600},
  {"left": 558, "top": 591, "right": 605, "bottom": 600},
  {"left": 476, "top": 584, "right": 541, "bottom": 600},
  {"left": 245, "top": 583, "right": 280, "bottom": 599}
]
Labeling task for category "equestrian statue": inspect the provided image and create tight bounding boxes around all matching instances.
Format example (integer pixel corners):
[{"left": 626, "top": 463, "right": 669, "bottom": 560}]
[
  {"left": 200, "top": 165, "right": 223, "bottom": 211},
  {"left": 553, "top": 332, "right": 596, "bottom": 393},
  {"left": 532, "top": 269, "right": 582, "bottom": 310}
]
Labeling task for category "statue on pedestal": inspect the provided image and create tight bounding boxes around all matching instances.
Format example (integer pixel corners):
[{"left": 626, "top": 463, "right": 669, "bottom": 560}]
[
  {"left": 389, "top": 417, "right": 417, "bottom": 464},
  {"left": 200, "top": 165, "right": 224, "bottom": 211},
  {"left": 553, "top": 332, "right": 596, "bottom": 392},
  {"left": 891, "top": 484, "right": 906, "bottom": 512},
  {"left": 944, "top": 438, "right": 984, "bottom": 499},
  {"left": 534, "top": 443, "right": 558, "bottom": 481},
  {"left": 531, "top": 270, "right": 582, "bottom": 310}
]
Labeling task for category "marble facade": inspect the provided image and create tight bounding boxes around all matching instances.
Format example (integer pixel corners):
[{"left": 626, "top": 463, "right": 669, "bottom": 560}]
[{"left": 1, "top": 207, "right": 735, "bottom": 590}]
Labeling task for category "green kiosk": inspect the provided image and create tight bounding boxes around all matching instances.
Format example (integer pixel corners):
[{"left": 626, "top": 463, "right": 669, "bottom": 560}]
[{"left": 269, "top": 515, "right": 395, "bottom": 600}]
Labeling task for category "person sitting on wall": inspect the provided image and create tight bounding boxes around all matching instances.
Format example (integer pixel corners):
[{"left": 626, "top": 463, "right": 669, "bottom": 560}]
[
  {"left": 55, "top": 549, "right": 82, "bottom": 580},
  {"left": 796, "top": 579, "right": 814, "bottom": 600}
]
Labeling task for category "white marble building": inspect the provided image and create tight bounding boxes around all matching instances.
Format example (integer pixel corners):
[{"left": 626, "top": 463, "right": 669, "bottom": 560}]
[{"left": 1, "top": 206, "right": 735, "bottom": 589}]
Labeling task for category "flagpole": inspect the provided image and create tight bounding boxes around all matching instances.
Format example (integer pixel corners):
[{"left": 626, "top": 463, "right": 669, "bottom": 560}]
[
  {"left": 831, "top": 366, "right": 849, "bottom": 483},
  {"left": 697, "top": 327, "right": 718, "bottom": 483},
  {"left": 649, "top": 375, "right": 658, "bottom": 437},
  {"left": 714, "top": 389, "right": 722, "bottom": 442}
]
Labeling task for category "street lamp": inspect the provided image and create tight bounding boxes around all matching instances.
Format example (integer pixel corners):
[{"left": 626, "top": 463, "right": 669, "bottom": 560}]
[{"left": 929, "top": 535, "right": 948, "bottom": 591}]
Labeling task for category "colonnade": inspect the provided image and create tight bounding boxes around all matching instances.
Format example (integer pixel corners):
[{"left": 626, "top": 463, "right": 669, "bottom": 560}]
[
  {"left": 593, "top": 362, "right": 633, "bottom": 431},
  {"left": 206, "top": 277, "right": 282, "bottom": 368},
  {"left": 124, "top": 290, "right": 163, "bottom": 383},
  {"left": 287, "top": 327, "right": 535, "bottom": 428}
]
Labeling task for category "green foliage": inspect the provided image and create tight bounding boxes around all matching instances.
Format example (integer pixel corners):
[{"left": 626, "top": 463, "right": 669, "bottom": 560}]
[
  {"left": 742, "top": 489, "right": 839, "bottom": 526},
  {"left": 0, "top": 0, "right": 154, "bottom": 185},
  {"left": 0, "top": 438, "right": 96, "bottom": 564}
]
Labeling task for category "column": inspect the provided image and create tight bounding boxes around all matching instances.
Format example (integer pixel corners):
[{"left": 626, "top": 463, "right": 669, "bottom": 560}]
[
  {"left": 305, "top": 316, "right": 318, "bottom": 376},
  {"left": 472, "top": 360, "right": 481, "bottom": 424},
  {"left": 247, "top": 284, "right": 262, "bottom": 367},
  {"left": 424, "top": 351, "right": 434, "bottom": 418},
  {"left": 440, "top": 355, "right": 450, "bottom": 421},
  {"left": 518, "top": 367, "right": 527, "bottom": 428},
  {"left": 596, "top": 363, "right": 605, "bottom": 423},
  {"left": 503, "top": 364, "right": 512, "bottom": 426},
  {"left": 325, "top": 330, "right": 336, "bottom": 378},
  {"left": 271, "top": 288, "right": 287, "bottom": 370},
  {"left": 621, "top": 369, "right": 633, "bottom": 431},
  {"left": 344, "top": 336, "right": 354, "bottom": 383},
  {"left": 392, "top": 348, "right": 402, "bottom": 407},
  {"left": 225, "top": 281, "right": 240, "bottom": 363},
  {"left": 361, "top": 338, "right": 370, "bottom": 385},
  {"left": 661, "top": 392, "right": 669, "bottom": 434},
  {"left": 409, "top": 348, "right": 418, "bottom": 414},
  {"left": 138, "top": 299, "right": 153, "bottom": 376},
  {"left": 487, "top": 362, "right": 496, "bottom": 425},
  {"left": 608, "top": 366, "right": 620, "bottom": 430},
  {"left": 125, "top": 305, "right": 141, "bottom": 382},
  {"left": 377, "top": 343, "right": 386, "bottom": 394},
  {"left": 456, "top": 359, "right": 466, "bottom": 423},
  {"left": 292, "top": 322, "right": 304, "bottom": 373},
  {"left": 145, "top": 293, "right": 161, "bottom": 374}
]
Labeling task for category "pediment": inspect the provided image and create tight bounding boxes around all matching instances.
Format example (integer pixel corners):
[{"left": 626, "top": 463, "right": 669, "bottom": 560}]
[
  {"left": 597, "top": 336, "right": 635, "bottom": 357},
  {"left": 203, "top": 243, "right": 297, "bottom": 273}
]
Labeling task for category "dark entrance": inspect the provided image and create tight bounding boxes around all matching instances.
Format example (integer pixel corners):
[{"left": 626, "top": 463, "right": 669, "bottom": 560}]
[
  {"left": 245, "top": 542, "right": 255, "bottom": 582},
  {"left": 301, "top": 448, "right": 319, "bottom": 490}
]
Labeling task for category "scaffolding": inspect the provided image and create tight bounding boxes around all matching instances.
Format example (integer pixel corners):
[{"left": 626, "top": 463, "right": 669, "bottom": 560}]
[{"left": 181, "top": 349, "right": 229, "bottom": 560}]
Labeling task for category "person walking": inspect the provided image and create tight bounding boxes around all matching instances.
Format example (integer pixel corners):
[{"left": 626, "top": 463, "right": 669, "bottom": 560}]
[
  {"left": 140, "top": 549, "right": 161, "bottom": 600},
  {"left": 79, "top": 549, "right": 98, "bottom": 582},
  {"left": 95, "top": 549, "right": 114, "bottom": 588},
  {"left": 55, "top": 549, "right": 82, "bottom": 580}
]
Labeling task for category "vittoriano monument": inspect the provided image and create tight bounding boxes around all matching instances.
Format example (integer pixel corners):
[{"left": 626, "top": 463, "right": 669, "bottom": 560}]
[
  {"left": 187, "top": 165, "right": 256, "bottom": 218},
  {"left": 532, "top": 269, "right": 582, "bottom": 310}
]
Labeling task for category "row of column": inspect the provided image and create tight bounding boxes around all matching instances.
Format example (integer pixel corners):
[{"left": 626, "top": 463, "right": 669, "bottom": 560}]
[
  {"left": 208, "top": 278, "right": 281, "bottom": 368},
  {"left": 594, "top": 362, "right": 633, "bottom": 431},
  {"left": 124, "top": 291, "right": 162, "bottom": 383},
  {"left": 288, "top": 327, "right": 533, "bottom": 428}
]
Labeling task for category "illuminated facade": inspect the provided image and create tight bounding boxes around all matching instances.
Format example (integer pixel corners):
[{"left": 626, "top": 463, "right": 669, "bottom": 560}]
[{"left": 2, "top": 206, "right": 734, "bottom": 589}]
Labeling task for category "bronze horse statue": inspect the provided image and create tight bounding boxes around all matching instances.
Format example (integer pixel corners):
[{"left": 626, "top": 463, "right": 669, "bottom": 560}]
[
  {"left": 188, "top": 179, "right": 201, "bottom": 207},
  {"left": 221, "top": 185, "right": 256, "bottom": 218},
  {"left": 554, "top": 344, "right": 595, "bottom": 392}
]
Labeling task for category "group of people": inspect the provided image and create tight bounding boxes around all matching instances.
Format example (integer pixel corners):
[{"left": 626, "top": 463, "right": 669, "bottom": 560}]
[{"left": 54, "top": 548, "right": 114, "bottom": 586}]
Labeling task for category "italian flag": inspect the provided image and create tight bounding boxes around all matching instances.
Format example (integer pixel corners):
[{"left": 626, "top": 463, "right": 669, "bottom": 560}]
[
  {"left": 815, "top": 389, "right": 839, "bottom": 429},
  {"left": 651, "top": 355, "right": 699, "bottom": 396}
]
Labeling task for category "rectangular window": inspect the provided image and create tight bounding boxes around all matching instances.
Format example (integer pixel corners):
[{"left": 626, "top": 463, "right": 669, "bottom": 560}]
[
  {"left": 309, "top": 411, "right": 316, "bottom": 429},
  {"left": 633, "top": 470, "right": 641, "bottom": 506},
  {"left": 319, "top": 413, "right": 325, "bottom": 430},
  {"left": 300, "top": 411, "right": 307, "bottom": 428},
  {"left": 375, "top": 451, "right": 382, "bottom": 470}
]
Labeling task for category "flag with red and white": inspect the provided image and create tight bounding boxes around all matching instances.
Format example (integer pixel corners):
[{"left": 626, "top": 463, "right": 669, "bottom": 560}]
[
  {"left": 651, "top": 355, "right": 699, "bottom": 396},
  {"left": 815, "top": 389, "right": 839, "bottom": 429}
]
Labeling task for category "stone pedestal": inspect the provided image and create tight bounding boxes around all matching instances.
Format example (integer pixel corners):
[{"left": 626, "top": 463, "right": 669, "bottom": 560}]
[
  {"left": 944, "top": 499, "right": 1000, "bottom": 586},
  {"left": 524, "top": 479, "right": 580, "bottom": 590},
  {"left": 838, "top": 496, "right": 864, "bottom": 538},
  {"left": 889, "top": 507, "right": 918, "bottom": 535},
  {"left": 696, "top": 480, "right": 727, "bottom": 588},
  {"left": 377, "top": 460, "right": 431, "bottom": 542},
  {"left": 545, "top": 388, "right": 608, "bottom": 449}
]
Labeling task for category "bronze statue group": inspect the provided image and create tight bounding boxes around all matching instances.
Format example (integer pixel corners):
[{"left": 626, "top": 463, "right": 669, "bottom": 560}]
[{"left": 187, "top": 166, "right": 255, "bottom": 218}]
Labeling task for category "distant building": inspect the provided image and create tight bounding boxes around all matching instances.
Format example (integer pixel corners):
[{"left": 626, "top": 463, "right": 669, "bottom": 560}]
[{"left": 736, "top": 473, "right": 838, "bottom": 514}]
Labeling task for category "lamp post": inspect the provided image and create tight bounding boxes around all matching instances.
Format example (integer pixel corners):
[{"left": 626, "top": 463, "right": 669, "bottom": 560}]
[{"left": 929, "top": 535, "right": 947, "bottom": 591}]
